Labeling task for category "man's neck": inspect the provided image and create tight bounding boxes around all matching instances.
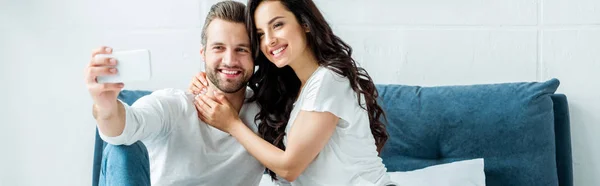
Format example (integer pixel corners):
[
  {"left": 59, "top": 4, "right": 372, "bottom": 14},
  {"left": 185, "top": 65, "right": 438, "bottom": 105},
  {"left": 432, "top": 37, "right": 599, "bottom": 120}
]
[{"left": 206, "top": 86, "right": 246, "bottom": 113}]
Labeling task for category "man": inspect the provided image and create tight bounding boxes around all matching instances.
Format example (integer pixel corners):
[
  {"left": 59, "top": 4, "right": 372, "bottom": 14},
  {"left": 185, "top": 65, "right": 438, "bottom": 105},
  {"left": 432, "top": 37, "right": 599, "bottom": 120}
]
[{"left": 84, "top": 1, "right": 264, "bottom": 185}]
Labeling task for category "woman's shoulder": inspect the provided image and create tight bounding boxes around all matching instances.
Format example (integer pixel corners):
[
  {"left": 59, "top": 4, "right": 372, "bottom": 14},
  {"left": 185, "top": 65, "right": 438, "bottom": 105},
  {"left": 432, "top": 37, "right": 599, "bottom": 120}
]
[
  {"left": 301, "top": 66, "right": 354, "bottom": 104},
  {"left": 306, "top": 66, "right": 349, "bottom": 88}
]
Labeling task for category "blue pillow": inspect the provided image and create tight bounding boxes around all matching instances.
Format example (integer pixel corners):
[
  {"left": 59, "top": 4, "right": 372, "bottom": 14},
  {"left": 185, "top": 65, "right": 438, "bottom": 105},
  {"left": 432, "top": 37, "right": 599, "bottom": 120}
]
[{"left": 377, "top": 79, "right": 560, "bottom": 186}]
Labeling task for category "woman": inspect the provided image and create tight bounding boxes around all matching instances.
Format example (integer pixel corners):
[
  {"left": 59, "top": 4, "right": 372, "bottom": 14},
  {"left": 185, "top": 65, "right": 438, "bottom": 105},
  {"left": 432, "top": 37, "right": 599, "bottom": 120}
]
[{"left": 191, "top": 0, "right": 394, "bottom": 185}]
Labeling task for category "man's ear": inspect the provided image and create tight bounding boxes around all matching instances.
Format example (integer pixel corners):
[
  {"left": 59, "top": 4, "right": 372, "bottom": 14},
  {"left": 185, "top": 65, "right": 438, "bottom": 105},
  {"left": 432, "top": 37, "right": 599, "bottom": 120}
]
[{"left": 200, "top": 47, "right": 206, "bottom": 62}]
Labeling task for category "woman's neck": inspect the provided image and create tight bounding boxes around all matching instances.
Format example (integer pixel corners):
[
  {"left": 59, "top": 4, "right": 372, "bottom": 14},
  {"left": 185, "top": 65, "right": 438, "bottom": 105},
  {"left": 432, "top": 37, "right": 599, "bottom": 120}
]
[{"left": 288, "top": 50, "right": 320, "bottom": 86}]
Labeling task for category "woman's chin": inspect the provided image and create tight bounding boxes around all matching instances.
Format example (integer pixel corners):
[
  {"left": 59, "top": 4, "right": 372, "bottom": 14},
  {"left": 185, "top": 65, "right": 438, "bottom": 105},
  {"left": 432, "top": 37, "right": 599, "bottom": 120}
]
[{"left": 271, "top": 60, "right": 289, "bottom": 68}]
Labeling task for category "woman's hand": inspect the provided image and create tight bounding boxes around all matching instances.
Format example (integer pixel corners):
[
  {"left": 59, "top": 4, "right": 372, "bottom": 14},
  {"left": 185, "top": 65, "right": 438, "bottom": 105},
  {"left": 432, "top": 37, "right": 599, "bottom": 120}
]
[
  {"left": 194, "top": 93, "right": 243, "bottom": 133},
  {"left": 188, "top": 72, "right": 208, "bottom": 95}
]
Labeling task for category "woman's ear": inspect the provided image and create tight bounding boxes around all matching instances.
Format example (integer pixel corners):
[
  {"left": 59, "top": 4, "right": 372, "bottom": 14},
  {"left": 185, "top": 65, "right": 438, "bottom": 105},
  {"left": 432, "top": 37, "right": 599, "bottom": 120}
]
[{"left": 303, "top": 23, "right": 310, "bottom": 33}]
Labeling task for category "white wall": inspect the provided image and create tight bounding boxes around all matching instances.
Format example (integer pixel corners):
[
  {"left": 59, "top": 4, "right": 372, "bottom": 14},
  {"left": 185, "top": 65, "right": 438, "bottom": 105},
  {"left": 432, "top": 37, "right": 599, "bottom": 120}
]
[{"left": 1, "top": 0, "right": 598, "bottom": 185}]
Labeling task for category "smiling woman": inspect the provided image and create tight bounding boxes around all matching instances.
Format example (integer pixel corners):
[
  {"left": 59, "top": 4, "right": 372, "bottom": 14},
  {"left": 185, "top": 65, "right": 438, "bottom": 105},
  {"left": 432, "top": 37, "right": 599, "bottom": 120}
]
[{"left": 244, "top": 1, "right": 392, "bottom": 184}]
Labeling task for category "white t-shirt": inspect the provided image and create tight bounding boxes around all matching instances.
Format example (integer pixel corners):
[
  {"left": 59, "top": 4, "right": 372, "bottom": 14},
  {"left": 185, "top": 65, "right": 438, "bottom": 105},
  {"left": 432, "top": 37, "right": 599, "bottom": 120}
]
[
  {"left": 284, "top": 66, "right": 394, "bottom": 186},
  {"left": 99, "top": 88, "right": 264, "bottom": 186}
]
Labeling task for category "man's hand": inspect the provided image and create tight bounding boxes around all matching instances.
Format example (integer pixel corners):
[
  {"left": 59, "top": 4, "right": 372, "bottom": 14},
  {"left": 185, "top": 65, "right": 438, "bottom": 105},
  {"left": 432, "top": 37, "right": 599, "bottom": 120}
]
[{"left": 85, "top": 46, "right": 124, "bottom": 119}]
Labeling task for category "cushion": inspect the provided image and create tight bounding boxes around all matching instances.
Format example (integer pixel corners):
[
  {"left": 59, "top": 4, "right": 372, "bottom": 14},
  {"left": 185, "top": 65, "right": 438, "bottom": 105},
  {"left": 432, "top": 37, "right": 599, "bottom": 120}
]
[
  {"left": 389, "top": 158, "right": 485, "bottom": 186},
  {"left": 377, "top": 79, "right": 560, "bottom": 186},
  {"left": 260, "top": 159, "right": 485, "bottom": 186}
]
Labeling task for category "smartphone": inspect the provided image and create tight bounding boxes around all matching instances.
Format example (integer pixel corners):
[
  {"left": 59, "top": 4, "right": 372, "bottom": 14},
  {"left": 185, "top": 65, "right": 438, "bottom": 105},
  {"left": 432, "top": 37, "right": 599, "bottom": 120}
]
[{"left": 95, "top": 49, "right": 152, "bottom": 83}]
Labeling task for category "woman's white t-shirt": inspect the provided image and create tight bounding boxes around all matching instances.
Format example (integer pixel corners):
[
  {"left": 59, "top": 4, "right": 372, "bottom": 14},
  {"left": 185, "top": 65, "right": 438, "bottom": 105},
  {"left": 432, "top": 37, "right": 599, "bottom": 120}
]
[{"left": 283, "top": 66, "right": 394, "bottom": 186}]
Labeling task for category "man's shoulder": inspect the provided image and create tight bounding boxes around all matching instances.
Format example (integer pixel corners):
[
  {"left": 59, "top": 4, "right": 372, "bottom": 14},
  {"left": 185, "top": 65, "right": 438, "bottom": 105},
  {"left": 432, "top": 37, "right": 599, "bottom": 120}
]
[
  {"left": 131, "top": 88, "right": 194, "bottom": 108},
  {"left": 151, "top": 88, "right": 188, "bottom": 96},
  {"left": 244, "top": 87, "right": 254, "bottom": 99},
  {"left": 241, "top": 99, "right": 259, "bottom": 113},
  {"left": 150, "top": 88, "right": 195, "bottom": 100},
  {"left": 239, "top": 100, "right": 260, "bottom": 130}
]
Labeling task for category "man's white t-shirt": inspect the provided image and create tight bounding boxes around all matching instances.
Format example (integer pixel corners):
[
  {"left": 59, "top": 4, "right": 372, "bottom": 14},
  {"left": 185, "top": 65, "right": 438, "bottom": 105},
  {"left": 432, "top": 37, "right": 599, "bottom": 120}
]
[
  {"left": 284, "top": 66, "right": 394, "bottom": 186},
  {"left": 99, "top": 88, "right": 264, "bottom": 186}
]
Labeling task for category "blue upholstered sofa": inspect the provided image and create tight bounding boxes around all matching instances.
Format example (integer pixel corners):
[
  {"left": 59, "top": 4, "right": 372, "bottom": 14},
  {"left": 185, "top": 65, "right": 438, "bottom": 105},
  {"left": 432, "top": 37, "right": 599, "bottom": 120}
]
[{"left": 92, "top": 78, "right": 572, "bottom": 186}]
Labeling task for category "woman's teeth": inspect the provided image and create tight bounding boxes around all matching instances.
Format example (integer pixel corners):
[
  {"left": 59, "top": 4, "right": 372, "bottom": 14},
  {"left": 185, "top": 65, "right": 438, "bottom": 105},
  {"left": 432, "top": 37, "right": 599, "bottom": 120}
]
[{"left": 272, "top": 46, "right": 286, "bottom": 55}]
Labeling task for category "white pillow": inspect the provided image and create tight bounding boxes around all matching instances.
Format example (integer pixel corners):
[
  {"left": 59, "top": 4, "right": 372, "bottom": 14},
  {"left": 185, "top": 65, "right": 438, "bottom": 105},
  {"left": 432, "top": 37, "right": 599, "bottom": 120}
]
[
  {"left": 388, "top": 158, "right": 486, "bottom": 186},
  {"left": 259, "top": 159, "right": 485, "bottom": 186}
]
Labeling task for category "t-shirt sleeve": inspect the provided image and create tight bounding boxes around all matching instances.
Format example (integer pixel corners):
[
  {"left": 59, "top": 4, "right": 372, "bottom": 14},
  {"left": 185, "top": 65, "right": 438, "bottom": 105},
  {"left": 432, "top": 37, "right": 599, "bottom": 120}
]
[
  {"left": 299, "top": 70, "right": 357, "bottom": 123},
  {"left": 99, "top": 89, "right": 187, "bottom": 145}
]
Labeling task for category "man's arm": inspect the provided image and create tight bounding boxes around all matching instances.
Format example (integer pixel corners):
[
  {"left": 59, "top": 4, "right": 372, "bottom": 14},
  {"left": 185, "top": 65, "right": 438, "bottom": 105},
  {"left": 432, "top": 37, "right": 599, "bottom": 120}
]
[
  {"left": 92, "top": 100, "right": 126, "bottom": 137},
  {"left": 96, "top": 90, "right": 185, "bottom": 145},
  {"left": 86, "top": 46, "right": 177, "bottom": 145},
  {"left": 85, "top": 46, "right": 132, "bottom": 142}
]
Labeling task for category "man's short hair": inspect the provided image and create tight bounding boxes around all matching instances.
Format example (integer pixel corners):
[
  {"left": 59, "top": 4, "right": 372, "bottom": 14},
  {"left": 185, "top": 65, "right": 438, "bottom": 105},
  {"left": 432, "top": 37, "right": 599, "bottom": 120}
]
[{"left": 201, "top": 1, "right": 246, "bottom": 48}]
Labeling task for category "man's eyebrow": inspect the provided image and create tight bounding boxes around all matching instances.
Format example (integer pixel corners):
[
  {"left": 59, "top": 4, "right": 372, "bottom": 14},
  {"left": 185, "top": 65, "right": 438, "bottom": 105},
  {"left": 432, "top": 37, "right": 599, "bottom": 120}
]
[
  {"left": 208, "top": 42, "right": 225, "bottom": 46},
  {"left": 237, "top": 43, "right": 250, "bottom": 48},
  {"left": 208, "top": 42, "right": 249, "bottom": 48}
]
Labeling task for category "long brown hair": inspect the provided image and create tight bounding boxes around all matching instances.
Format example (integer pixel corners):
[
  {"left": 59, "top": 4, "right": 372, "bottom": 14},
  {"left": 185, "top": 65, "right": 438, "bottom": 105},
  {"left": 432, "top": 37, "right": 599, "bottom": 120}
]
[{"left": 246, "top": 0, "right": 389, "bottom": 180}]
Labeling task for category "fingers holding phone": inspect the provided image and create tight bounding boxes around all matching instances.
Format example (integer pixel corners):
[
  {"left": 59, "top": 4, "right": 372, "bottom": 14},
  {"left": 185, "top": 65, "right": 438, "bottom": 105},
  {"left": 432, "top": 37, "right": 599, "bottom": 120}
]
[{"left": 85, "top": 46, "right": 124, "bottom": 109}]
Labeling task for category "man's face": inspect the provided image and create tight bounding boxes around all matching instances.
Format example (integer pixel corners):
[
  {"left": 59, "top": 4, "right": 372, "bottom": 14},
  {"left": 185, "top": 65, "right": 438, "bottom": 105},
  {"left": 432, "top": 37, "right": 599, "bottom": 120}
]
[{"left": 201, "top": 19, "right": 253, "bottom": 93}]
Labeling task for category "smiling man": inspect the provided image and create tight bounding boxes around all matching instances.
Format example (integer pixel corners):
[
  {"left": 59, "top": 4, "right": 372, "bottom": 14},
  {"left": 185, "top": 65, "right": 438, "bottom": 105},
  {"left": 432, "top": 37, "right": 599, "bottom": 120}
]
[{"left": 84, "top": 1, "right": 265, "bottom": 185}]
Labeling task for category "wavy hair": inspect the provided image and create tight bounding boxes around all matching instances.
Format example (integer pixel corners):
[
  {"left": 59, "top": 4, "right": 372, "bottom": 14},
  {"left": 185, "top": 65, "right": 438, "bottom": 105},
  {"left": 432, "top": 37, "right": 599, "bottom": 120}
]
[{"left": 246, "top": 0, "right": 389, "bottom": 180}]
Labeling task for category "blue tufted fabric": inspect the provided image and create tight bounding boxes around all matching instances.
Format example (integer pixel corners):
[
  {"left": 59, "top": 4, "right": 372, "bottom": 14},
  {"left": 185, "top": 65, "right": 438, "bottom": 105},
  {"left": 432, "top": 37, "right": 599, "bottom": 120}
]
[{"left": 376, "top": 79, "right": 563, "bottom": 186}]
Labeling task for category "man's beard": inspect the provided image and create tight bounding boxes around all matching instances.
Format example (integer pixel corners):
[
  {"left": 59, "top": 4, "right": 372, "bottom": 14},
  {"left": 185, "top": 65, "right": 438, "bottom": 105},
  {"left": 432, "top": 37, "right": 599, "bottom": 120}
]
[{"left": 206, "top": 69, "right": 249, "bottom": 93}]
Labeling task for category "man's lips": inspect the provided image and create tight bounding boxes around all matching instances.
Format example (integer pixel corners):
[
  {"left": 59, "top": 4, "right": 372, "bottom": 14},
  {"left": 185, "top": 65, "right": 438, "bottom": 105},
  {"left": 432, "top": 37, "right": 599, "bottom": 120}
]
[{"left": 219, "top": 69, "right": 242, "bottom": 75}]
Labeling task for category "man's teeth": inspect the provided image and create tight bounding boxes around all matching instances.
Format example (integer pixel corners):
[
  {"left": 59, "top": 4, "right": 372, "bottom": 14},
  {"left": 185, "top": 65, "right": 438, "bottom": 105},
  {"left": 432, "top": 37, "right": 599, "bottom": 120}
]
[
  {"left": 273, "top": 47, "right": 285, "bottom": 55},
  {"left": 221, "top": 70, "right": 239, "bottom": 75}
]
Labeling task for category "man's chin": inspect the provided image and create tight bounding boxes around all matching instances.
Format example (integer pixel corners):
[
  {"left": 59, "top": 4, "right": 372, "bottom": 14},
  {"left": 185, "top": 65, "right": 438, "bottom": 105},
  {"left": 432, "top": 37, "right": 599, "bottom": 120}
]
[{"left": 216, "top": 84, "right": 246, "bottom": 94}]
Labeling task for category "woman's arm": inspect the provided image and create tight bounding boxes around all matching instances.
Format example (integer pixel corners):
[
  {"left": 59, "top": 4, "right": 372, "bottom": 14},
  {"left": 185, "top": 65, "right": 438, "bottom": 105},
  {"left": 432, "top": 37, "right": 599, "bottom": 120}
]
[
  {"left": 188, "top": 72, "right": 208, "bottom": 95},
  {"left": 229, "top": 110, "right": 338, "bottom": 181},
  {"left": 195, "top": 94, "right": 338, "bottom": 181}
]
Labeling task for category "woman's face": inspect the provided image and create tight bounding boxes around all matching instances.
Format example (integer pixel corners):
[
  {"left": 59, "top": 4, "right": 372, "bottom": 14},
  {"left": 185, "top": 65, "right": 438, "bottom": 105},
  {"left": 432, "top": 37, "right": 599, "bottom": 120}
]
[{"left": 254, "top": 1, "right": 310, "bottom": 68}]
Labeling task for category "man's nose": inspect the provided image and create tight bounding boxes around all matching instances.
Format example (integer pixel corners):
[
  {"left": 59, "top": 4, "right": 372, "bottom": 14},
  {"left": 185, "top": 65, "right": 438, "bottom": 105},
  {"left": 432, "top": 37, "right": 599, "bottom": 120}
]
[{"left": 222, "top": 49, "right": 237, "bottom": 64}]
